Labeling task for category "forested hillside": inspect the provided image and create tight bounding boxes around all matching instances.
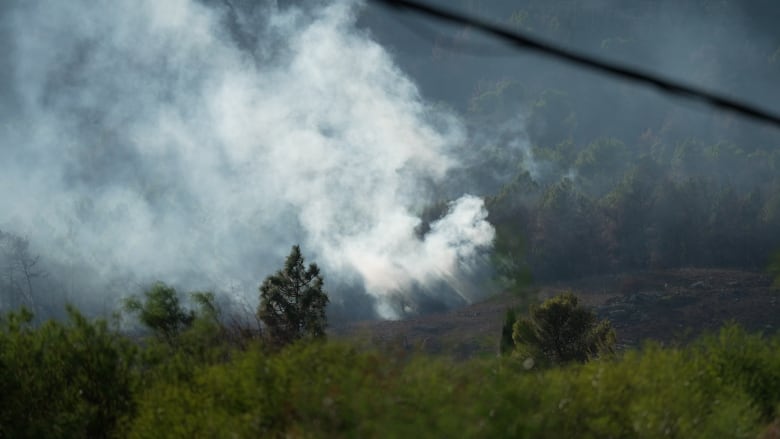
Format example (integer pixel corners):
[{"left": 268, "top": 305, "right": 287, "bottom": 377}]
[{"left": 363, "top": 0, "right": 780, "bottom": 286}]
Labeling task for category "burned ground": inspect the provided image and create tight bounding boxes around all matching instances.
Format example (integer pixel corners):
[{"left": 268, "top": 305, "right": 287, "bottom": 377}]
[{"left": 334, "top": 268, "right": 779, "bottom": 359}]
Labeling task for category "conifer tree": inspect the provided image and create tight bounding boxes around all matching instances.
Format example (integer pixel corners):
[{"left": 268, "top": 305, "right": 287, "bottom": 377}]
[{"left": 258, "top": 245, "right": 329, "bottom": 346}]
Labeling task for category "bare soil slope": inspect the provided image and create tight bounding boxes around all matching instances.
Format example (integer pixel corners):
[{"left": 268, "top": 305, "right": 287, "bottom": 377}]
[{"left": 333, "top": 269, "right": 779, "bottom": 359}]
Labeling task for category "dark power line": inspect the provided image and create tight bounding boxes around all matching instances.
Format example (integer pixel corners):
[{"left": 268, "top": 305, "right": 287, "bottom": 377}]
[{"left": 372, "top": 0, "right": 780, "bottom": 128}]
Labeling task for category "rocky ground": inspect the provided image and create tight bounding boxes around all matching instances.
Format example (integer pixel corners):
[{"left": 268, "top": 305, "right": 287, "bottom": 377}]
[{"left": 332, "top": 268, "right": 779, "bottom": 359}]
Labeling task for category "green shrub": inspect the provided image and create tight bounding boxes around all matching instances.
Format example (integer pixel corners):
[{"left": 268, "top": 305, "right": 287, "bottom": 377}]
[
  {"left": 0, "top": 306, "right": 137, "bottom": 438},
  {"left": 511, "top": 293, "right": 616, "bottom": 367},
  {"left": 697, "top": 324, "right": 780, "bottom": 420},
  {"left": 124, "top": 283, "right": 194, "bottom": 346},
  {"left": 127, "top": 325, "right": 780, "bottom": 438},
  {"left": 4, "top": 302, "right": 777, "bottom": 438}
]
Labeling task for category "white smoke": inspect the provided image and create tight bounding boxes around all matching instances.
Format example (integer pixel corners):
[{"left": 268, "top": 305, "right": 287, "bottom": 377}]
[{"left": 0, "top": 0, "right": 494, "bottom": 318}]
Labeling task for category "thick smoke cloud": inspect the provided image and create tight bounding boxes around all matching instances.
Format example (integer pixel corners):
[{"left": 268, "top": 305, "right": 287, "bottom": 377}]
[{"left": 0, "top": 0, "right": 495, "bottom": 319}]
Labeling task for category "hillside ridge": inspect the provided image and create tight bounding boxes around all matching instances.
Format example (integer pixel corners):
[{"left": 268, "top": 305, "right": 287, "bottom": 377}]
[{"left": 334, "top": 268, "right": 778, "bottom": 359}]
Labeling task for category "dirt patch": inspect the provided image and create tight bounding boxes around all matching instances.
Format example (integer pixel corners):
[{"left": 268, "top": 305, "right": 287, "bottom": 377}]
[
  {"left": 591, "top": 269, "right": 779, "bottom": 347},
  {"left": 332, "top": 268, "right": 779, "bottom": 359}
]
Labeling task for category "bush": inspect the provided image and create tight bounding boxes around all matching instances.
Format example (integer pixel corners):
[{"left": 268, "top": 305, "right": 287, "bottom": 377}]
[
  {"left": 124, "top": 283, "right": 194, "bottom": 345},
  {"left": 0, "top": 306, "right": 137, "bottom": 438},
  {"left": 128, "top": 327, "right": 780, "bottom": 438},
  {"left": 697, "top": 324, "right": 780, "bottom": 420},
  {"left": 3, "top": 302, "right": 778, "bottom": 438},
  {"left": 511, "top": 293, "right": 615, "bottom": 366}
]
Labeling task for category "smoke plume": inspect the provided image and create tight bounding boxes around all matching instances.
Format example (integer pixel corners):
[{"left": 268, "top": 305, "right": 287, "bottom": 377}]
[{"left": 0, "top": 0, "right": 496, "bottom": 319}]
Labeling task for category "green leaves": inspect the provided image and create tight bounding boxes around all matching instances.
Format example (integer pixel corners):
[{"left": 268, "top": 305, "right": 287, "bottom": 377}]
[
  {"left": 124, "top": 283, "right": 194, "bottom": 345},
  {"left": 0, "top": 307, "right": 137, "bottom": 438},
  {"left": 258, "top": 245, "right": 329, "bottom": 347},
  {"left": 127, "top": 326, "right": 780, "bottom": 438},
  {"left": 3, "top": 302, "right": 779, "bottom": 438},
  {"left": 511, "top": 293, "right": 616, "bottom": 366}
]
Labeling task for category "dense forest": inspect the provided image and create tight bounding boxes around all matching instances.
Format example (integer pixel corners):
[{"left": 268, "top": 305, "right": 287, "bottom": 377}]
[
  {"left": 2, "top": 0, "right": 780, "bottom": 436},
  {"left": 362, "top": 0, "right": 780, "bottom": 287}
]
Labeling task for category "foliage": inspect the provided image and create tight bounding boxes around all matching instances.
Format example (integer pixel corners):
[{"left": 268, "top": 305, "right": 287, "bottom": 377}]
[
  {"left": 0, "top": 306, "right": 137, "bottom": 438},
  {"left": 452, "top": 9, "right": 780, "bottom": 283},
  {"left": 257, "top": 245, "right": 329, "bottom": 347},
  {"left": 696, "top": 324, "right": 780, "bottom": 420},
  {"left": 127, "top": 325, "right": 780, "bottom": 438},
  {"left": 574, "top": 138, "right": 630, "bottom": 196},
  {"left": 125, "top": 286, "right": 265, "bottom": 381},
  {"left": 511, "top": 293, "right": 615, "bottom": 366},
  {"left": 124, "top": 282, "right": 194, "bottom": 345},
  {"left": 3, "top": 299, "right": 780, "bottom": 438},
  {"left": 491, "top": 226, "right": 532, "bottom": 296},
  {"left": 530, "top": 179, "right": 610, "bottom": 279},
  {"left": 483, "top": 139, "right": 780, "bottom": 280}
]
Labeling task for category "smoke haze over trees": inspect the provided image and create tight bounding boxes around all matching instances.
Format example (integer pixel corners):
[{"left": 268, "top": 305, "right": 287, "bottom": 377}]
[
  {"left": 364, "top": 0, "right": 780, "bottom": 281},
  {"left": 1, "top": 0, "right": 779, "bottom": 321}
]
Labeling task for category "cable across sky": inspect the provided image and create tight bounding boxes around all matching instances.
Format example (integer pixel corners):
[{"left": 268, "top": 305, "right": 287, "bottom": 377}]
[{"left": 373, "top": 0, "right": 780, "bottom": 129}]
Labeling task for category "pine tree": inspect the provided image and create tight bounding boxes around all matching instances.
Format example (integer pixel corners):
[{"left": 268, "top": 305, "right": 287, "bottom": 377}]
[{"left": 257, "top": 245, "right": 329, "bottom": 346}]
